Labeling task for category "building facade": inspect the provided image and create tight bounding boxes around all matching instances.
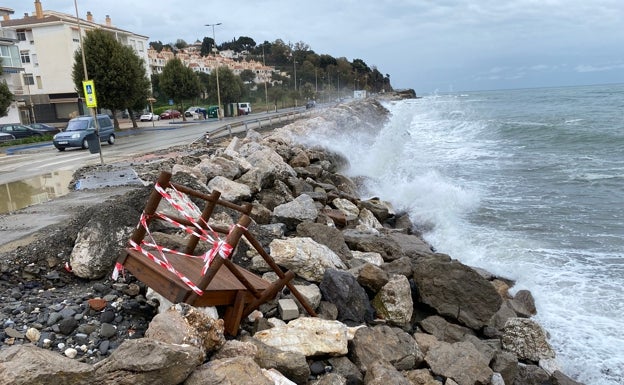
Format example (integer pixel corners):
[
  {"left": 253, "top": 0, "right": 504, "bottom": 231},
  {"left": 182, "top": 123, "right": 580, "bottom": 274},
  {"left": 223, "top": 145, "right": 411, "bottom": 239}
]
[
  {"left": 0, "top": 1, "right": 150, "bottom": 125},
  {"left": 148, "top": 46, "right": 277, "bottom": 86}
]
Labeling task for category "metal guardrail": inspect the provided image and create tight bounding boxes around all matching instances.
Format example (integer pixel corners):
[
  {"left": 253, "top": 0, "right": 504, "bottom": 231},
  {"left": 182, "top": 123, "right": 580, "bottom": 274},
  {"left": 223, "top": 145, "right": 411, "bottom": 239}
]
[{"left": 204, "top": 109, "right": 315, "bottom": 143}]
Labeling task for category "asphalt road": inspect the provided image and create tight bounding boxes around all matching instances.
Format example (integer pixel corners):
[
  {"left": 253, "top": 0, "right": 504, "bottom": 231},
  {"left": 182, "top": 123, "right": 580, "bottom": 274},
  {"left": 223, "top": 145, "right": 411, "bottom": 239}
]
[{"left": 0, "top": 109, "right": 309, "bottom": 186}]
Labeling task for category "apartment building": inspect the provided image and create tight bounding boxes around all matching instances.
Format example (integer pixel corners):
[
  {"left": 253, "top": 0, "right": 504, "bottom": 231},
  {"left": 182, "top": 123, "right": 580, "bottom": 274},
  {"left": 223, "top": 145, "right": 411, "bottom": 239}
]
[
  {"left": 0, "top": 7, "right": 24, "bottom": 124},
  {"left": 0, "top": 1, "right": 150, "bottom": 125}
]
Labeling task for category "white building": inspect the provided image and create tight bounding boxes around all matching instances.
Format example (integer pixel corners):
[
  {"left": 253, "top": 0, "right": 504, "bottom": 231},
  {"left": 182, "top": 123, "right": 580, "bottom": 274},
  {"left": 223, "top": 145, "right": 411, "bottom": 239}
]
[
  {"left": 0, "top": 7, "right": 24, "bottom": 124},
  {"left": 0, "top": 1, "right": 150, "bottom": 125}
]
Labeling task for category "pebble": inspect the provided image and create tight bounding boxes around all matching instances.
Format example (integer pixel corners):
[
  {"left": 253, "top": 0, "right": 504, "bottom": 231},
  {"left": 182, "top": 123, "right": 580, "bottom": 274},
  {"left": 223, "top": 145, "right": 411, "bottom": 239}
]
[
  {"left": 0, "top": 279, "right": 155, "bottom": 363},
  {"left": 64, "top": 348, "right": 78, "bottom": 359},
  {"left": 25, "top": 328, "right": 41, "bottom": 343}
]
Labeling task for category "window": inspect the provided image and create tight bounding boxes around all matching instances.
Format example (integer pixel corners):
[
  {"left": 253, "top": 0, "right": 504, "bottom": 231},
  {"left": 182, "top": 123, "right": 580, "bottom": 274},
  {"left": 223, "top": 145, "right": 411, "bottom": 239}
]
[
  {"left": 36, "top": 76, "right": 42, "bottom": 89},
  {"left": 20, "top": 51, "right": 30, "bottom": 64},
  {"left": 71, "top": 28, "right": 80, "bottom": 43},
  {"left": 23, "top": 74, "right": 34, "bottom": 86},
  {"left": 17, "top": 30, "right": 26, "bottom": 41}
]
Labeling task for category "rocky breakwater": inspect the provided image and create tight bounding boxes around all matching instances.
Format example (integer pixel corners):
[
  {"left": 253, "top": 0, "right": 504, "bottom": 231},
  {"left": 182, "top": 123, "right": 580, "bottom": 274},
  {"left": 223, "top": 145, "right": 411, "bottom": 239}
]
[{"left": 0, "top": 98, "right": 583, "bottom": 384}]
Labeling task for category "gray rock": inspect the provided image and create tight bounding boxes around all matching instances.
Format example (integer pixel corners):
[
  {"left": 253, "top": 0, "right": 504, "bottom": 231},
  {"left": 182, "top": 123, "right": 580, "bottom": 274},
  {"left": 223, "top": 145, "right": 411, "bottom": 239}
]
[
  {"left": 272, "top": 194, "right": 319, "bottom": 229},
  {"left": 350, "top": 325, "right": 423, "bottom": 372},
  {"left": 425, "top": 340, "right": 493, "bottom": 385},
  {"left": 364, "top": 360, "right": 412, "bottom": 385},
  {"left": 0, "top": 345, "right": 94, "bottom": 385},
  {"left": 501, "top": 318, "right": 555, "bottom": 362},
  {"left": 413, "top": 257, "right": 503, "bottom": 330},
  {"left": 296, "top": 221, "right": 353, "bottom": 262},
  {"left": 69, "top": 203, "right": 139, "bottom": 279},
  {"left": 319, "top": 269, "right": 374, "bottom": 325},
  {"left": 371, "top": 274, "right": 413, "bottom": 328},
  {"left": 185, "top": 356, "right": 273, "bottom": 385},
  {"left": 342, "top": 229, "right": 404, "bottom": 262},
  {"left": 94, "top": 338, "right": 203, "bottom": 385},
  {"left": 242, "top": 336, "right": 311, "bottom": 384},
  {"left": 356, "top": 263, "right": 390, "bottom": 294},
  {"left": 419, "top": 315, "right": 475, "bottom": 343}
]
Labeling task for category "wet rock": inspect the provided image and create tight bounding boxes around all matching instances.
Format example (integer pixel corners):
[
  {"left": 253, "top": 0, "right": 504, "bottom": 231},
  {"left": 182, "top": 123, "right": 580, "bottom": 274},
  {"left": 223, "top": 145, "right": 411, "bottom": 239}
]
[
  {"left": 350, "top": 325, "right": 423, "bottom": 372},
  {"left": 413, "top": 257, "right": 503, "bottom": 330}
]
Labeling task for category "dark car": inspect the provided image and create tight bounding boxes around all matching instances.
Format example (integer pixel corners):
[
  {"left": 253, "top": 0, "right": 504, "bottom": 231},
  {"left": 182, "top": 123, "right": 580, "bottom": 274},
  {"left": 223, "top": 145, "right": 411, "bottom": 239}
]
[
  {"left": 305, "top": 100, "right": 316, "bottom": 109},
  {"left": 0, "top": 132, "right": 15, "bottom": 143},
  {"left": 0, "top": 123, "right": 44, "bottom": 139},
  {"left": 28, "top": 123, "right": 61, "bottom": 135},
  {"left": 159, "top": 109, "right": 181, "bottom": 119}
]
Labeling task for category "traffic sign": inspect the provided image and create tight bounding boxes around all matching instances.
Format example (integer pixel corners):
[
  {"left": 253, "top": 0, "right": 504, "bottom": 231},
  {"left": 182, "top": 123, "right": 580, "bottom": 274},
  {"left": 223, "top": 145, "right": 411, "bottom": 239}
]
[{"left": 82, "top": 80, "right": 98, "bottom": 108}]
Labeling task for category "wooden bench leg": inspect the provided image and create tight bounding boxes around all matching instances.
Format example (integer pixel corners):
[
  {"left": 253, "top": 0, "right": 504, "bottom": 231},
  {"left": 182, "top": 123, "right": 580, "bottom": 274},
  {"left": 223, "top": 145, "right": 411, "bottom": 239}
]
[
  {"left": 242, "top": 270, "right": 295, "bottom": 318},
  {"left": 223, "top": 290, "right": 246, "bottom": 336}
]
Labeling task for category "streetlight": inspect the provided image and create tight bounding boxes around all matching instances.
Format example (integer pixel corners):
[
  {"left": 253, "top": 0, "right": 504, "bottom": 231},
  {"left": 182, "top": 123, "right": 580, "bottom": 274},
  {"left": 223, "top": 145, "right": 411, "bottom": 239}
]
[{"left": 205, "top": 23, "right": 222, "bottom": 120}]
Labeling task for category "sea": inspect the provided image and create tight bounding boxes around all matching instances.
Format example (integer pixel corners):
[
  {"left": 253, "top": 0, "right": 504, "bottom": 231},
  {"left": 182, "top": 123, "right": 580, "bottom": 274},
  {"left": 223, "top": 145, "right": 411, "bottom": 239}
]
[{"left": 301, "top": 83, "right": 624, "bottom": 385}]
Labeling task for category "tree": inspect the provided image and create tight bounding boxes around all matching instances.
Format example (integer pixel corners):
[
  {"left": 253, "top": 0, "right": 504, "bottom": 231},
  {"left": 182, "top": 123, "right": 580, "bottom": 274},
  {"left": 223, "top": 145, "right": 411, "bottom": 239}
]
[
  {"left": 0, "top": 62, "right": 12, "bottom": 117},
  {"left": 200, "top": 36, "right": 215, "bottom": 57},
  {"left": 72, "top": 29, "right": 151, "bottom": 128},
  {"left": 159, "top": 58, "right": 201, "bottom": 120},
  {"left": 149, "top": 41, "right": 164, "bottom": 52},
  {"left": 239, "top": 69, "right": 256, "bottom": 85},
  {"left": 174, "top": 39, "right": 188, "bottom": 50},
  {"left": 208, "top": 66, "right": 243, "bottom": 105}
]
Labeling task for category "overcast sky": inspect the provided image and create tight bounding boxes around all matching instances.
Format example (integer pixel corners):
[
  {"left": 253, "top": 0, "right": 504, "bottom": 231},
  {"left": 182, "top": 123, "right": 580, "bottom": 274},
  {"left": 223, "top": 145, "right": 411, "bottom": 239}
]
[{"left": 4, "top": 0, "right": 623, "bottom": 93}]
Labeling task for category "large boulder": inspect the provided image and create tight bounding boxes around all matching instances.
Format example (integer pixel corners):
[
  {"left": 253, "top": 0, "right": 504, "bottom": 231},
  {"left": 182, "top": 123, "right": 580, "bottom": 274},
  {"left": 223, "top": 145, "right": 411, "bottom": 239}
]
[
  {"left": 501, "top": 318, "right": 555, "bottom": 362},
  {"left": 196, "top": 155, "right": 242, "bottom": 181},
  {"left": 350, "top": 325, "right": 423, "bottom": 372},
  {"left": 184, "top": 356, "right": 273, "bottom": 385},
  {"left": 413, "top": 257, "right": 503, "bottom": 330},
  {"left": 145, "top": 303, "right": 225, "bottom": 355},
  {"left": 94, "top": 338, "right": 204, "bottom": 385},
  {"left": 424, "top": 340, "right": 493, "bottom": 385},
  {"left": 342, "top": 229, "right": 404, "bottom": 262},
  {"left": 364, "top": 360, "right": 412, "bottom": 385},
  {"left": 296, "top": 221, "right": 353, "bottom": 262},
  {"left": 69, "top": 203, "right": 139, "bottom": 279},
  {"left": 371, "top": 274, "right": 413, "bottom": 328},
  {"left": 242, "top": 336, "right": 311, "bottom": 384},
  {"left": 252, "top": 317, "right": 350, "bottom": 357},
  {"left": 269, "top": 237, "right": 346, "bottom": 282},
  {"left": 319, "top": 269, "right": 375, "bottom": 325},
  {"left": 207, "top": 175, "right": 252, "bottom": 202},
  {"left": 0, "top": 345, "right": 93, "bottom": 385},
  {"left": 272, "top": 194, "right": 319, "bottom": 230}
]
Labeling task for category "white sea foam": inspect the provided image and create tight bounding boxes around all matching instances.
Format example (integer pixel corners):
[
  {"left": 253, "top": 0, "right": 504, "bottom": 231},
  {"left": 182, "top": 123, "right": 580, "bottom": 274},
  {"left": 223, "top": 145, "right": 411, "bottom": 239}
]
[{"left": 301, "top": 89, "right": 624, "bottom": 385}]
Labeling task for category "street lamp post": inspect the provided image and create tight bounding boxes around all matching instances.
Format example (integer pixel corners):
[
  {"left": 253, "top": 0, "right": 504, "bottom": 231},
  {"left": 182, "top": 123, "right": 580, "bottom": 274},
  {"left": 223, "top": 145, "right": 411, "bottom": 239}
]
[
  {"left": 74, "top": 0, "right": 103, "bottom": 164},
  {"left": 205, "top": 23, "right": 222, "bottom": 120}
]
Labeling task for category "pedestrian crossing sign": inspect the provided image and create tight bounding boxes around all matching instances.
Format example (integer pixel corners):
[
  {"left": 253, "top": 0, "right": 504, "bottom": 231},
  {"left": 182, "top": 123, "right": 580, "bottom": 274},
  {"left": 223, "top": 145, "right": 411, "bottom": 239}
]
[{"left": 82, "top": 80, "right": 98, "bottom": 108}]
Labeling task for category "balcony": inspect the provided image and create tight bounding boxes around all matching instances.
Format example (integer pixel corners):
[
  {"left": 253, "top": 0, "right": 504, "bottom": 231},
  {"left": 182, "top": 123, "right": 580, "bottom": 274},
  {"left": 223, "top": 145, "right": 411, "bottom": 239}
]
[{"left": 0, "top": 29, "right": 18, "bottom": 41}]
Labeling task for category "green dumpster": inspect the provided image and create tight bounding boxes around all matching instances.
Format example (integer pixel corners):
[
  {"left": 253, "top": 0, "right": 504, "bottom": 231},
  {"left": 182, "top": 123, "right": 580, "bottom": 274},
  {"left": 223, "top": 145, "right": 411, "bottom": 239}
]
[{"left": 207, "top": 106, "right": 219, "bottom": 118}]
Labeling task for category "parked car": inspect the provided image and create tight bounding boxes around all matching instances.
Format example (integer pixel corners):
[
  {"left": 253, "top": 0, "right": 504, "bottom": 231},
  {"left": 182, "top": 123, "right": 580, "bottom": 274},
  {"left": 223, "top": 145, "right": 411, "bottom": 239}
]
[
  {"left": 159, "top": 109, "right": 181, "bottom": 119},
  {"left": 0, "top": 123, "right": 44, "bottom": 139},
  {"left": 28, "top": 123, "right": 61, "bottom": 135},
  {"left": 0, "top": 132, "right": 15, "bottom": 143},
  {"left": 140, "top": 112, "right": 159, "bottom": 122},
  {"left": 52, "top": 114, "right": 115, "bottom": 151},
  {"left": 184, "top": 106, "right": 201, "bottom": 117},
  {"left": 237, "top": 102, "right": 251, "bottom": 115}
]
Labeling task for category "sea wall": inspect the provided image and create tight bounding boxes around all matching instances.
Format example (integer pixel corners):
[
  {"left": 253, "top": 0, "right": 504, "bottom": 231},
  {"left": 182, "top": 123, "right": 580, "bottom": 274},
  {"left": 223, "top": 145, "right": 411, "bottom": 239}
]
[{"left": 0, "top": 97, "right": 583, "bottom": 384}]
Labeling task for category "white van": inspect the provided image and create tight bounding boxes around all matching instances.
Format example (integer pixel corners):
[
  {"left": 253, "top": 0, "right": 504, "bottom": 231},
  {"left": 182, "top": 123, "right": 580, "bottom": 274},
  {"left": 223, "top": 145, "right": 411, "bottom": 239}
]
[{"left": 237, "top": 102, "right": 251, "bottom": 115}]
